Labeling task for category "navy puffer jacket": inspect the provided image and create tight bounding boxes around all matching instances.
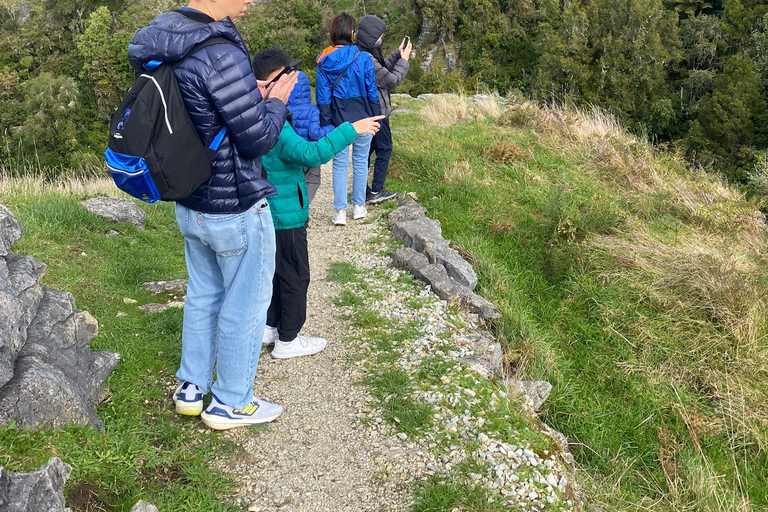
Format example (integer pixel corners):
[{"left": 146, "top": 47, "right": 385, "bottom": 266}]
[
  {"left": 128, "top": 9, "right": 287, "bottom": 214},
  {"left": 286, "top": 71, "right": 333, "bottom": 142}
]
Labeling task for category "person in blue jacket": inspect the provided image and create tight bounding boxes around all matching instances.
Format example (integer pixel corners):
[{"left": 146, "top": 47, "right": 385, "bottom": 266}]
[
  {"left": 128, "top": 0, "right": 297, "bottom": 431},
  {"left": 286, "top": 71, "right": 333, "bottom": 203},
  {"left": 316, "top": 12, "right": 382, "bottom": 226}
]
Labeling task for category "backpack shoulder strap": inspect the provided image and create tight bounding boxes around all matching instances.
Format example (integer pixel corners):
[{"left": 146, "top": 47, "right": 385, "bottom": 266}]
[
  {"left": 143, "top": 37, "right": 237, "bottom": 71},
  {"left": 330, "top": 51, "right": 361, "bottom": 94}
]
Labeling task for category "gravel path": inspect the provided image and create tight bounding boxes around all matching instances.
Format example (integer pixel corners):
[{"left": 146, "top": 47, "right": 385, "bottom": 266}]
[{"left": 219, "top": 164, "right": 416, "bottom": 512}]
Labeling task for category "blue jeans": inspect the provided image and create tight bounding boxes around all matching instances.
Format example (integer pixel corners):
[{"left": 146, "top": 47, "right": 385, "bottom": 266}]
[
  {"left": 332, "top": 133, "right": 372, "bottom": 211},
  {"left": 174, "top": 202, "right": 276, "bottom": 410}
]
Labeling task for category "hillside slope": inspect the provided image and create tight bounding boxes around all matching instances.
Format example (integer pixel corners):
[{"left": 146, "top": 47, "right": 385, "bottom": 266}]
[{"left": 386, "top": 93, "right": 768, "bottom": 511}]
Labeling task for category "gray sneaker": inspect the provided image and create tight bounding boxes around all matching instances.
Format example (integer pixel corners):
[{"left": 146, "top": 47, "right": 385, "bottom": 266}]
[{"left": 367, "top": 189, "right": 397, "bottom": 204}]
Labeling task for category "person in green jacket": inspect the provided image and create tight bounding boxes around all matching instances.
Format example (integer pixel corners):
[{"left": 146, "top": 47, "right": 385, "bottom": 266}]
[{"left": 253, "top": 49, "right": 383, "bottom": 359}]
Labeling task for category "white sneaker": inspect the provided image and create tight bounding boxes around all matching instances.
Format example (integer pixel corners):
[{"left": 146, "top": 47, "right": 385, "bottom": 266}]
[
  {"left": 262, "top": 325, "right": 278, "bottom": 347},
  {"left": 173, "top": 381, "right": 204, "bottom": 416},
  {"left": 201, "top": 394, "right": 283, "bottom": 430},
  {"left": 271, "top": 335, "right": 328, "bottom": 359},
  {"left": 332, "top": 210, "right": 347, "bottom": 225},
  {"left": 353, "top": 205, "right": 367, "bottom": 220}
]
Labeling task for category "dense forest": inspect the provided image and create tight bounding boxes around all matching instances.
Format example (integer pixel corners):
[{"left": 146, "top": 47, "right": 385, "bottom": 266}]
[{"left": 0, "top": 0, "right": 766, "bottom": 186}]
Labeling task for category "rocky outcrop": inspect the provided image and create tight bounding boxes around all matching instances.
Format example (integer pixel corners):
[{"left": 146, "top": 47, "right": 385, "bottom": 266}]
[
  {"left": 389, "top": 194, "right": 498, "bottom": 319},
  {"left": 0, "top": 458, "right": 72, "bottom": 512},
  {"left": 0, "top": 205, "right": 119, "bottom": 430},
  {"left": 81, "top": 197, "right": 146, "bottom": 230}
]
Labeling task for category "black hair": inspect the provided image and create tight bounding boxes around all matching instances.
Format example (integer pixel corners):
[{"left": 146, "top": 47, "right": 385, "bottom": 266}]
[
  {"left": 330, "top": 12, "right": 356, "bottom": 46},
  {"left": 252, "top": 48, "right": 293, "bottom": 81}
]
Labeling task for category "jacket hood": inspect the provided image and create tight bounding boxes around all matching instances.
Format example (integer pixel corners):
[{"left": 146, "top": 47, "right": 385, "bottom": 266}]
[
  {"left": 127, "top": 11, "right": 245, "bottom": 71},
  {"left": 316, "top": 45, "right": 360, "bottom": 73},
  {"left": 287, "top": 71, "right": 311, "bottom": 108},
  {"left": 357, "top": 15, "right": 385, "bottom": 51}
]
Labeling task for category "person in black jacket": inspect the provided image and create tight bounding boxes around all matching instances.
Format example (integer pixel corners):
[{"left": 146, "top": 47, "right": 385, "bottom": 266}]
[
  {"left": 356, "top": 15, "right": 412, "bottom": 204},
  {"left": 128, "top": 0, "right": 297, "bottom": 431}
]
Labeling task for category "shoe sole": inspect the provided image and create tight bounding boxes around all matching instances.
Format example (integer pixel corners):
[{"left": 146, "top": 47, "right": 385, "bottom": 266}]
[
  {"left": 367, "top": 195, "right": 395, "bottom": 205},
  {"left": 271, "top": 344, "right": 327, "bottom": 359},
  {"left": 174, "top": 399, "right": 203, "bottom": 416},
  {"left": 200, "top": 410, "right": 283, "bottom": 430},
  {"left": 352, "top": 212, "right": 367, "bottom": 220},
  {"left": 332, "top": 218, "right": 347, "bottom": 226}
]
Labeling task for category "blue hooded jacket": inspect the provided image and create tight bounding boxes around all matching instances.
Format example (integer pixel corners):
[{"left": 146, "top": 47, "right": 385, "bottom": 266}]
[
  {"left": 316, "top": 45, "right": 381, "bottom": 127},
  {"left": 286, "top": 71, "right": 334, "bottom": 142},
  {"left": 127, "top": 9, "right": 287, "bottom": 214}
]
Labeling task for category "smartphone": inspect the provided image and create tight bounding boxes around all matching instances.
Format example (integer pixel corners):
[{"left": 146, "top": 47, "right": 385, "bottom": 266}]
[
  {"left": 404, "top": 35, "right": 411, "bottom": 46},
  {"left": 267, "top": 59, "right": 302, "bottom": 86}
]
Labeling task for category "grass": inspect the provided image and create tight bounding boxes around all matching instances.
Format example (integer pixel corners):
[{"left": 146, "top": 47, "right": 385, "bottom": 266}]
[
  {"left": 0, "top": 183, "right": 244, "bottom": 511},
  {"left": 386, "top": 95, "right": 768, "bottom": 511}
]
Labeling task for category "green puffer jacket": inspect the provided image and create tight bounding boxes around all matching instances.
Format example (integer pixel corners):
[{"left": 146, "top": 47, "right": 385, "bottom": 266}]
[{"left": 263, "top": 120, "right": 358, "bottom": 230}]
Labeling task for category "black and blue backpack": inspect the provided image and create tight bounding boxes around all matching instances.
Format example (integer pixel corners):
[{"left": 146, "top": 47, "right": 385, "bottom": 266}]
[{"left": 105, "top": 37, "right": 233, "bottom": 203}]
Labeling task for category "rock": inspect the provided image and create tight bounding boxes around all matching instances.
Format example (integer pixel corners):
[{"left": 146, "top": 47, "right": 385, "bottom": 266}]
[
  {"left": 0, "top": 287, "right": 120, "bottom": 429},
  {"left": 414, "top": 264, "right": 463, "bottom": 302},
  {"left": 130, "top": 500, "right": 160, "bottom": 512},
  {"left": 396, "top": 193, "right": 422, "bottom": 209},
  {"left": 0, "top": 205, "right": 23, "bottom": 256},
  {"left": 456, "top": 288, "right": 501, "bottom": 320},
  {"left": 391, "top": 109, "right": 414, "bottom": 114},
  {"left": 417, "top": 93, "right": 457, "bottom": 101},
  {"left": 81, "top": 197, "right": 146, "bottom": 229},
  {"left": 391, "top": 93, "right": 414, "bottom": 101},
  {"left": 506, "top": 380, "right": 552, "bottom": 410},
  {"left": 142, "top": 280, "right": 187, "bottom": 295},
  {"left": 420, "top": 238, "right": 478, "bottom": 290},
  {"left": 139, "top": 302, "right": 184, "bottom": 314},
  {"left": 388, "top": 204, "right": 427, "bottom": 227},
  {"left": 0, "top": 457, "right": 72, "bottom": 512},
  {"left": 391, "top": 217, "right": 442, "bottom": 249},
  {"left": 390, "top": 248, "right": 429, "bottom": 274}
]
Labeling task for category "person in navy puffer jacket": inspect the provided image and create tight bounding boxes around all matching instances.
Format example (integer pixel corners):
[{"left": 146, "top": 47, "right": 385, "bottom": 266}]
[
  {"left": 286, "top": 71, "right": 333, "bottom": 203},
  {"left": 316, "top": 12, "right": 382, "bottom": 226},
  {"left": 128, "top": 0, "right": 297, "bottom": 431}
]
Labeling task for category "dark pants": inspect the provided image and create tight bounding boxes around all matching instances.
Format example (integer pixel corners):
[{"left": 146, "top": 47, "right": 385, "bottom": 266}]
[
  {"left": 368, "top": 117, "right": 392, "bottom": 194},
  {"left": 305, "top": 166, "right": 321, "bottom": 203},
  {"left": 266, "top": 226, "right": 309, "bottom": 342}
]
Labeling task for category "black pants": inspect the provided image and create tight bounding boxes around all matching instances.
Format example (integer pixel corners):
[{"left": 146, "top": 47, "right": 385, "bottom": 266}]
[
  {"left": 368, "top": 117, "right": 392, "bottom": 194},
  {"left": 266, "top": 226, "right": 309, "bottom": 342}
]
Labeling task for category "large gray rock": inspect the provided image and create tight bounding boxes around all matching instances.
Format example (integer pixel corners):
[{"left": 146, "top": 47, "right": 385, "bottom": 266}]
[
  {"left": 130, "top": 500, "right": 160, "bottom": 512},
  {"left": 0, "top": 286, "right": 120, "bottom": 429},
  {"left": 459, "top": 331, "right": 504, "bottom": 379},
  {"left": 391, "top": 217, "right": 443, "bottom": 249},
  {"left": 457, "top": 288, "right": 501, "bottom": 319},
  {"left": 420, "top": 237, "right": 477, "bottom": 290},
  {"left": 390, "top": 247, "right": 430, "bottom": 274},
  {"left": 507, "top": 380, "right": 552, "bottom": 410},
  {"left": 81, "top": 197, "right": 146, "bottom": 229},
  {"left": 0, "top": 206, "right": 119, "bottom": 429},
  {"left": 0, "top": 457, "right": 72, "bottom": 512},
  {"left": 0, "top": 205, "right": 23, "bottom": 256},
  {"left": 388, "top": 204, "right": 427, "bottom": 227},
  {"left": 414, "top": 263, "right": 464, "bottom": 301}
]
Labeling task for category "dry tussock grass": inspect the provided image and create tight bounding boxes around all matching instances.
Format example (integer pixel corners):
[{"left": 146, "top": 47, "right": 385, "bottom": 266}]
[
  {"left": 443, "top": 159, "right": 472, "bottom": 185},
  {"left": 0, "top": 173, "right": 118, "bottom": 199},
  {"left": 421, "top": 93, "right": 505, "bottom": 126},
  {"left": 591, "top": 225, "right": 768, "bottom": 455}
]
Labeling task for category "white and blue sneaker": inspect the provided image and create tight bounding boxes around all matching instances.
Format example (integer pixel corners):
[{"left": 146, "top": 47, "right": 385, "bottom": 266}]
[
  {"left": 173, "top": 381, "right": 204, "bottom": 416},
  {"left": 200, "top": 394, "right": 284, "bottom": 431}
]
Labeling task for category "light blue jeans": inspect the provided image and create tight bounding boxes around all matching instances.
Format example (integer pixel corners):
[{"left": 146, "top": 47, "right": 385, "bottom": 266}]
[
  {"left": 174, "top": 202, "right": 276, "bottom": 410},
  {"left": 332, "top": 133, "right": 372, "bottom": 211}
]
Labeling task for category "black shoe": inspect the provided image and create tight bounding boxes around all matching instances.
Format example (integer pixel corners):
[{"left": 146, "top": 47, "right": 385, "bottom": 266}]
[{"left": 366, "top": 189, "right": 397, "bottom": 204}]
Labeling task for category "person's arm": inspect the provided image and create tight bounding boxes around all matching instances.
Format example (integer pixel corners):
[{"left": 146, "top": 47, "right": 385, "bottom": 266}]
[
  {"left": 307, "top": 104, "right": 335, "bottom": 141},
  {"left": 315, "top": 66, "right": 333, "bottom": 126},
  {"left": 384, "top": 48, "right": 401, "bottom": 70},
  {"left": 363, "top": 56, "right": 382, "bottom": 117},
  {"left": 206, "top": 47, "right": 287, "bottom": 158},
  {"left": 374, "top": 56, "right": 410, "bottom": 90},
  {"left": 276, "top": 123, "right": 359, "bottom": 168}
]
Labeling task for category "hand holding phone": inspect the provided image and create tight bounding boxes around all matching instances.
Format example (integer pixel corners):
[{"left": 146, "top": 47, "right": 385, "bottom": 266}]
[
  {"left": 267, "top": 59, "right": 302, "bottom": 86},
  {"left": 401, "top": 36, "right": 412, "bottom": 60}
]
